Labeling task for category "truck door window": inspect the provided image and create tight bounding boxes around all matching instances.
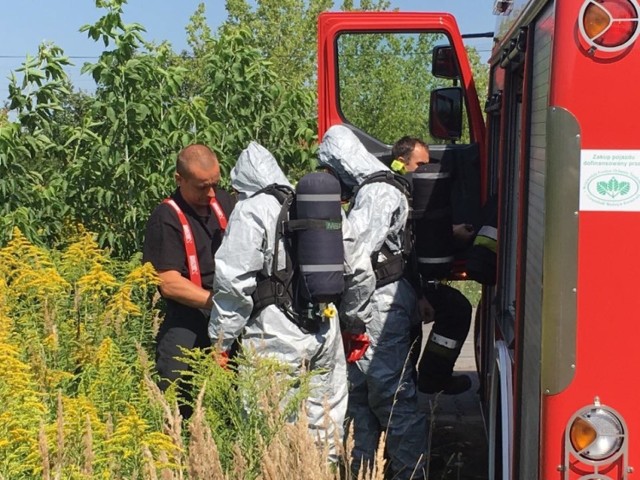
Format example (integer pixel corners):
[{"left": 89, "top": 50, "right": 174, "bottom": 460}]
[{"left": 336, "top": 32, "right": 469, "bottom": 145}]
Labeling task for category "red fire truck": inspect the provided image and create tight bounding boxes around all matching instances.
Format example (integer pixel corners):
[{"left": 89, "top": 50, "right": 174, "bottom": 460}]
[{"left": 318, "top": 1, "right": 640, "bottom": 478}]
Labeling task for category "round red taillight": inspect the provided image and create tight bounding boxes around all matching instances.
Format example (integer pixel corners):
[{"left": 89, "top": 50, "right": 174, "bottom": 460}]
[{"left": 579, "top": 0, "right": 640, "bottom": 52}]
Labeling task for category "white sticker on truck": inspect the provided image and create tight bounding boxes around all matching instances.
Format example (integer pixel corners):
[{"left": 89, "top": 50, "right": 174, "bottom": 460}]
[{"left": 580, "top": 150, "right": 640, "bottom": 211}]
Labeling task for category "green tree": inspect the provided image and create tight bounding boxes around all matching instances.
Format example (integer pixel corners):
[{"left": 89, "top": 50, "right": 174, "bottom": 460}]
[
  {"left": 0, "top": 0, "right": 491, "bottom": 257},
  {"left": 222, "top": 0, "right": 333, "bottom": 89},
  {"left": 1, "top": 0, "right": 319, "bottom": 256},
  {"left": 221, "top": 0, "right": 390, "bottom": 90},
  {"left": 337, "top": 31, "right": 458, "bottom": 144},
  {"left": 0, "top": 44, "right": 75, "bottom": 246}
]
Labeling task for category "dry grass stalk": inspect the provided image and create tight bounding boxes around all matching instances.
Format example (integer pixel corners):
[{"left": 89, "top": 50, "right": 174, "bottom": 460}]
[
  {"left": 259, "top": 425, "right": 295, "bottom": 479},
  {"left": 151, "top": 291, "right": 163, "bottom": 338},
  {"left": 370, "top": 430, "right": 387, "bottom": 480},
  {"left": 143, "top": 445, "right": 159, "bottom": 480},
  {"left": 82, "top": 413, "right": 94, "bottom": 476},
  {"left": 315, "top": 396, "right": 339, "bottom": 466},
  {"left": 345, "top": 422, "right": 387, "bottom": 480},
  {"left": 230, "top": 443, "right": 247, "bottom": 479},
  {"left": 141, "top": 348, "right": 185, "bottom": 461},
  {"left": 54, "top": 390, "right": 64, "bottom": 480},
  {"left": 159, "top": 450, "right": 178, "bottom": 480},
  {"left": 187, "top": 384, "right": 226, "bottom": 480},
  {"left": 265, "top": 415, "right": 332, "bottom": 480},
  {"left": 425, "top": 394, "right": 440, "bottom": 478},
  {"left": 43, "top": 297, "right": 57, "bottom": 344},
  {"left": 106, "top": 413, "right": 118, "bottom": 476},
  {"left": 258, "top": 434, "right": 279, "bottom": 480},
  {"left": 38, "top": 422, "right": 51, "bottom": 480},
  {"left": 343, "top": 421, "right": 355, "bottom": 479}
]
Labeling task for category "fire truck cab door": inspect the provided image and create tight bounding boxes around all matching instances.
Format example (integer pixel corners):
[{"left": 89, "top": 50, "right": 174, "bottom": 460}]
[{"left": 317, "top": 11, "right": 487, "bottom": 246}]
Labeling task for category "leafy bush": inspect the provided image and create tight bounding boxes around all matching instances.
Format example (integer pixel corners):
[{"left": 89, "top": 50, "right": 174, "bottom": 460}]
[
  {"left": 0, "top": 0, "right": 317, "bottom": 258},
  {"left": 0, "top": 229, "right": 390, "bottom": 479}
]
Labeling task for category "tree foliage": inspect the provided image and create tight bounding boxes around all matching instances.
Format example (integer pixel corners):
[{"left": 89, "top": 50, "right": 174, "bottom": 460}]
[
  {"left": 0, "top": 0, "right": 316, "bottom": 257},
  {"left": 221, "top": 0, "right": 389, "bottom": 90},
  {"left": 0, "top": 0, "right": 489, "bottom": 257}
]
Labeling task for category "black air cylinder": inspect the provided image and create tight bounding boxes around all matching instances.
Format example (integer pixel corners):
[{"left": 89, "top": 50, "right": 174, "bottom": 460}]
[
  {"left": 295, "top": 172, "right": 345, "bottom": 303},
  {"left": 411, "top": 163, "right": 454, "bottom": 280}
]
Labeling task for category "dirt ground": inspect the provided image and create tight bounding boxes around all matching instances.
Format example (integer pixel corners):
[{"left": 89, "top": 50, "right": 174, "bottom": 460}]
[
  {"left": 418, "top": 373, "right": 488, "bottom": 479},
  {"left": 417, "top": 316, "right": 489, "bottom": 480}
]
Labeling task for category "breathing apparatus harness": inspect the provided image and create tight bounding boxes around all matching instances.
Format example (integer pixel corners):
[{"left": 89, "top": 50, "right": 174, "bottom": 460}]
[
  {"left": 349, "top": 161, "right": 457, "bottom": 290},
  {"left": 349, "top": 171, "right": 414, "bottom": 289}
]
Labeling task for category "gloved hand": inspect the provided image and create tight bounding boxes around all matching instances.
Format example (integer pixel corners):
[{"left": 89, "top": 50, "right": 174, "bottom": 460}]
[
  {"left": 342, "top": 332, "right": 370, "bottom": 363},
  {"left": 212, "top": 350, "right": 229, "bottom": 369}
]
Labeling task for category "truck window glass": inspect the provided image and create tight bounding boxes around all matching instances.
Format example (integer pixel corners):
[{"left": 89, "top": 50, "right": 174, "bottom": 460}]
[{"left": 336, "top": 32, "right": 469, "bottom": 145}]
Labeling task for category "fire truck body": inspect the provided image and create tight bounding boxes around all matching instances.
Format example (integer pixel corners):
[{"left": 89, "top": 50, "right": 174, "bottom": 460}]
[
  {"left": 318, "top": 1, "right": 640, "bottom": 478},
  {"left": 487, "top": 0, "right": 640, "bottom": 478}
]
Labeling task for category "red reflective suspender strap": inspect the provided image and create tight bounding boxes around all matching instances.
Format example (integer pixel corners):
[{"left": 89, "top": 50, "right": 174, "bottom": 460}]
[
  {"left": 162, "top": 198, "right": 202, "bottom": 287},
  {"left": 209, "top": 197, "right": 228, "bottom": 231}
]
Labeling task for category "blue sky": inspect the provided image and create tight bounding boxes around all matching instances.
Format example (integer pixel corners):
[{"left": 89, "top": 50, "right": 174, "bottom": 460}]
[{"left": 1, "top": 0, "right": 496, "bottom": 100}]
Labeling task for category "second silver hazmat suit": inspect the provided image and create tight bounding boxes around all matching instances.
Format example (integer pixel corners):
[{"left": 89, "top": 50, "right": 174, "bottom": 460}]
[
  {"left": 318, "top": 125, "right": 429, "bottom": 479},
  {"left": 208, "top": 141, "right": 375, "bottom": 462}
]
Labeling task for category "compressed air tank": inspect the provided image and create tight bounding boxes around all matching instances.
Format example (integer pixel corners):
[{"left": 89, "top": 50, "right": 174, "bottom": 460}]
[
  {"left": 294, "top": 172, "right": 345, "bottom": 303},
  {"left": 411, "top": 162, "right": 454, "bottom": 280}
]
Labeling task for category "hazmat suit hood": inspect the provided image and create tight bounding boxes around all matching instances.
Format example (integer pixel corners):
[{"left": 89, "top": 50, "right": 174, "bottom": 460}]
[
  {"left": 231, "top": 141, "right": 293, "bottom": 197},
  {"left": 319, "top": 124, "right": 410, "bottom": 268},
  {"left": 318, "top": 125, "right": 388, "bottom": 192}
]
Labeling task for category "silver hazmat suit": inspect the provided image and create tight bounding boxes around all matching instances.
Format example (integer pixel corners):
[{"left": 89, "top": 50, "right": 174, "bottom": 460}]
[
  {"left": 209, "top": 141, "right": 375, "bottom": 462},
  {"left": 318, "top": 125, "right": 429, "bottom": 479}
]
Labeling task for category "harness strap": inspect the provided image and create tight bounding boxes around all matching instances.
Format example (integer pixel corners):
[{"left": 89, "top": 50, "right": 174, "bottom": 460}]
[
  {"left": 372, "top": 252, "right": 406, "bottom": 288},
  {"left": 351, "top": 171, "right": 413, "bottom": 287},
  {"left": 209, "top": 197, "right": 228, "bottom": 230},
  {"left": 250, "top": 185, "right": 297, "bottom": 318},
  {"left": 286, "top": 218, "right": 342, "bottom": 232},
  {"left": 162, "top": 196, "right": 229, "bottom": 287},
  {"left": 163, "top": 198, "right": 202, "bottom": 287}
]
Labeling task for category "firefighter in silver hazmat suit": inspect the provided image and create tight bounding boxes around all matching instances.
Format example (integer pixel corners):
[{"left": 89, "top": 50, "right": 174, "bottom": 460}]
[
  {"left": 208, "top": 141, "right": 375, "bottom": 463},
  {"left": 318, "top": 125, "right": 429, "bottom": 479}
]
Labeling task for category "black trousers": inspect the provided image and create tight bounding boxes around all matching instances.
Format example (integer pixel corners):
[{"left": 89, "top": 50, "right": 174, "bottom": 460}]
[
  {"left": 155, "top": 318, "right": 211, "bottom": 418},
  {"left": 410, "top": 283, "right": 472, "bottom": 369}
]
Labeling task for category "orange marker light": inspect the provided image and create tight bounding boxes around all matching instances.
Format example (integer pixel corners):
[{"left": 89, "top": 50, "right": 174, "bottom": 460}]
[
  {"left": 570, "top": 416, "right": 598, "bottom": 452},
  {"left": 579, "top": 0, "right": 640, "bottom": 52}
]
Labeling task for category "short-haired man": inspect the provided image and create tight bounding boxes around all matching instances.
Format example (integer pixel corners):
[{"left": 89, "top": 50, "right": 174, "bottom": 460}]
[
  {"left": 143, "top": 144, "right": 235, "bottom": 418},
  {"left": 391, "top": 135, "right": 474, "bottom": 395}
]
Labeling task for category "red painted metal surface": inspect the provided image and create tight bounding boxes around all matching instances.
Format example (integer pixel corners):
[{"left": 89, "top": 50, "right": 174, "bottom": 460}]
[
  {"left": 317, "top": 11, "right": 486, "bottom": 152},
  {"left": 541, "top": 1, "right": 640, "bottom": 477}
]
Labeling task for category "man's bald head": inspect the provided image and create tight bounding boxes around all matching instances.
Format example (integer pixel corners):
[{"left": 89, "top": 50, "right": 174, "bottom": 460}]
[
  {"left": 174, "top": 144, "right": 222, "bottom": 212},
  {"left": 176, "top": 144, "right": 219, "bottom": 179}
]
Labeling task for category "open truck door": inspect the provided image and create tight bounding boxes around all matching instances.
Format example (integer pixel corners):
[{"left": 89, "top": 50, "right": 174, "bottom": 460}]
[{"left": 317, "top": 11, "right": 487, "bottom": 250}]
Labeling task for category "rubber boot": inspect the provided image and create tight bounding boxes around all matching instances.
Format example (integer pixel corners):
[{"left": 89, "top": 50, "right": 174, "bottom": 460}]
[{"left": 418, "top": 332, "right": 471, "bottom": 395}]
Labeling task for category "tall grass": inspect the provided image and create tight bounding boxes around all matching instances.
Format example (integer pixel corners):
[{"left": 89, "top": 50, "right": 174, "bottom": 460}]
[{"left": 0, "top": 228, "right": 397, "bottom": 479}]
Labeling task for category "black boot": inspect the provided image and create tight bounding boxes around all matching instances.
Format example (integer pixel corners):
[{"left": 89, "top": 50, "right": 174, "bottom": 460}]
[
  {"left": 418, "top": 332, "right": 471, "bottom": 395},
  {"left": 419, "top": 372, "right": 472, "bottom": 394}
]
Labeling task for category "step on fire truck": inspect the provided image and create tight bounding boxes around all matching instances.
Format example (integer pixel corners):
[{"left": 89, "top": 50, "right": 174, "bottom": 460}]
[{"left": 317, "top": 1, "right": 640, "bottom": 478}]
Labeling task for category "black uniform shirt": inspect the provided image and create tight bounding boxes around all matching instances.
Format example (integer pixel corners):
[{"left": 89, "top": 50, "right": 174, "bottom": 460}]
[{"left": 143, "top": 188, "right": 235, "bottom": 327}]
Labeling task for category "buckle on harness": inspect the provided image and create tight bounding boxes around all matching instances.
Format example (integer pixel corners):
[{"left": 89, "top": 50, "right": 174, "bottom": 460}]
[{"left": 423, "top": 279, "right": 442, "bottom": 290}]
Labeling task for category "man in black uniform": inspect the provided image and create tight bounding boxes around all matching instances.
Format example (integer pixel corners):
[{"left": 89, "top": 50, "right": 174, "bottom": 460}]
[
  {"left": 391, "top": 136, "right": 474, "bottom": 395},
  {"left": 143, "top": 144, "right": 234, "bottom": 418}
]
